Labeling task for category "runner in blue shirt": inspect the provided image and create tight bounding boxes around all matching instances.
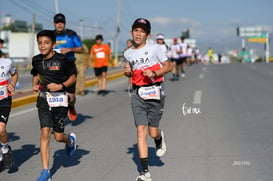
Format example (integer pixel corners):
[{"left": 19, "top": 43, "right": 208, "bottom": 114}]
[{"left": 53, "top": 13, "right": 83, "bottom": 121}]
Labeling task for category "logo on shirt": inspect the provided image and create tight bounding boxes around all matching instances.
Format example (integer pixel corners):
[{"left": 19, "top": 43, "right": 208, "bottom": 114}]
[
  {"left": 94, "top": 48, "right": 103, "bottom": 52},
  {"left": 1, "top": 71, "right": 6, "bottom": 77},
  {"left": 49, "top": 66, "right": 60, "bottom": 70},
  {"left": 56, "top": 40, "right": 67, "bottom": 46},
  {"left": 131, "top": 57, "right": 150, "bottom": 66},
  {"left": 44, "top": 61, "right": 61, "bottom": 71}
]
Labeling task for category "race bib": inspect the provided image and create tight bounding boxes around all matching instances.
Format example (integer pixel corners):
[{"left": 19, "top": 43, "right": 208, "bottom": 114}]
[
  {"left": 0, "top": 85, "right": 8, "bottom": 100},
  {"left": 96, "top": 52, "right": 105, "bottom": 58},
  {"left": 138, "top": 85, "right": 161, "bottom": 100},
  {"left": 46, "top": 92, "right": 68, "bottom": 107}
]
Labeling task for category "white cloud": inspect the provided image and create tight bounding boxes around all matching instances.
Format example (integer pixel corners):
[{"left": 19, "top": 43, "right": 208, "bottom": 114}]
[{"left": 151, "top": 16, "right": 201, "bottom": 27}]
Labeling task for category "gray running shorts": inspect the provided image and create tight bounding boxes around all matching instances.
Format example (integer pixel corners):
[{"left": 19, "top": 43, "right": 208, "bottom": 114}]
[{"left": 131, "top": 88, "right": 165, "bottom": 127}]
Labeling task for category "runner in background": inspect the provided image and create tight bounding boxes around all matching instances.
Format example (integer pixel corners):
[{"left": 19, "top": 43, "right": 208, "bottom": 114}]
[
  {"left": 155, "top": 33, "right": 168, "bottom": 55},
  {"left": 193, "top": 47, "right": 201, "bottom": 64},
  {"left": 207, "top": 47, "right": 214, "bottom": 64},
  {"left": 0, "top": 53, "right": 18, "bottom": 170},
  {"left": 75, "top": 36, "right": 89, "bottom": 96},
  {"left": 122, "top": 39, "right": 133, "bottom": 93},
  {"left": 186, "top": 44, "right": 193, "bottom": 65},
  {"left": 53, "top": 13, "right": 83, "bottom": 121},
  {"left": 179, "top": 36, "right": 188, "bottom": 78},
  {"left": 168, "top": 38, "right": 180, "bottom": 80},
  {"left": 89, "top": 34, "right": 112, "bottom": 96}
]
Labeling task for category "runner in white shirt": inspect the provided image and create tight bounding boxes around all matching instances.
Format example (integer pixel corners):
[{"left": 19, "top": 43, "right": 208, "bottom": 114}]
[
  {"left": 179, "top": 37, "right": 188, "bottom": 78},
  {"left": 186, "top": 44, "right": 193, "bottom": 65},
  {"left": 0, "top": 57, "right": 18, "bottom": 170},
  {"left": 155, "top": 33, "right": 168, "bottom": 55},
  {"left": 123, "top": 18, "right": 171, "bottom": 181},
  {"left": 193, "top": 47, "right": 201, "bottom": 64},
  {"left": 168, "top": 38, "right": 181, "bottom": 80}
]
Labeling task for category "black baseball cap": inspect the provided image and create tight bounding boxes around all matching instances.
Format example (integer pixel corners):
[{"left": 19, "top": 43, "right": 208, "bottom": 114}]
[
  {"left": 0, "top": 39, "right": 4, "bottom": 43},
  {"left": 132, "top": 18, "right": 151, "bottom": 34},
  {"left": 54, "top": 13, "right": 66, "bottom": 23},
  {"left": 95, "top": 34, "right": 103, "bottom": 41}
]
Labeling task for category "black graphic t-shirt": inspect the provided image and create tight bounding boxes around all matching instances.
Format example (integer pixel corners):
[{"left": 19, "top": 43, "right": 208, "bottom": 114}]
[{"left": 31, "top": 52, "right": 76, "bottom": 91}]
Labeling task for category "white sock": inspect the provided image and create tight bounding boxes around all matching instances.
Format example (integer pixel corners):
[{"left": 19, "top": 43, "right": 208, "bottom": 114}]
[{"left": 1, "top": 142, "right": 9, "bottom": 154}]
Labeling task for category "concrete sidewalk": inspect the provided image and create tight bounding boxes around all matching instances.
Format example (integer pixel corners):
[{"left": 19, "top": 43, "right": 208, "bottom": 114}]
[{"left": 11, "top": 69, "right": 124, "bottom": 108}]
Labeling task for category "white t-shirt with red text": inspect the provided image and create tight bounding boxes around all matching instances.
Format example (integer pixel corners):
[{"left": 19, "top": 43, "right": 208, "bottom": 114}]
[
  {"left": 0, "top": 58, "right": 16, "bottom": 98},
  {"left": 124, "top": 43, "right": 168, "bottom": 86}
]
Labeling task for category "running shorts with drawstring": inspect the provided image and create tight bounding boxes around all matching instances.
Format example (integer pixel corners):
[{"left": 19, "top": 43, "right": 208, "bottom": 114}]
[{"left": 131, "top": 86, "right": 165, "bottom": 127}]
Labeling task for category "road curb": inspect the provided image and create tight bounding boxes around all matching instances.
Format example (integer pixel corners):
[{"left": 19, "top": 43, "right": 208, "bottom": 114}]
[{"left": 11, "top": 70, "right": 125, "bottom": 109}]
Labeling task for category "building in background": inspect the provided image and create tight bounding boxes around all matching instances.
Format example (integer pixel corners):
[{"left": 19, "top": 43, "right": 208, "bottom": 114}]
[{"left": 0, "top": 15, "right": 42, "bottom": 62}]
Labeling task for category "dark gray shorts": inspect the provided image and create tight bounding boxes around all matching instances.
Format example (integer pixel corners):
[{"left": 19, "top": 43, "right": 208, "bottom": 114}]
[{"left": 131, "top": 87, "right": 165, "bottom": 127}]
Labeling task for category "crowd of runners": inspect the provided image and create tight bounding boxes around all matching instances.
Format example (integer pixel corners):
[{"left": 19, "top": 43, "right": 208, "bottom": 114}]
[{"left": 0, "top": 13, "right": 203, "bottom": 181}]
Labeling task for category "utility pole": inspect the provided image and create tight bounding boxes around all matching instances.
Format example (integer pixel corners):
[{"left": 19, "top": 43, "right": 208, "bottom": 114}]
[
  {"left": 80, "top": 19, "right": 83, "bottom": 38},
  {"left": 113, "top": 0, "right": 121, "bottom": 67},
  {"left": 265, "top": 32, "right": 270, "bottom": 63},
  {"left": 30, "top": 13, "right": 36, "bottom": 59},
  {"left": 55, "top": 0, "right": 59, "bottom": 13}
]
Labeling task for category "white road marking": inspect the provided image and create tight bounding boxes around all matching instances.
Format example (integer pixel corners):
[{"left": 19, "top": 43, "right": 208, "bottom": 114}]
[
  {"left": 10, "top": 107, "right": 37, "bottom": 118},
  {"left": 202, "top": 67, "right": 207, "bottom": 71},
  {"left": 193, "top": 90, "right": 202, "bottom": 105},
  {"left": 199, "top": 74, "right": 204, "bottom": 79}
]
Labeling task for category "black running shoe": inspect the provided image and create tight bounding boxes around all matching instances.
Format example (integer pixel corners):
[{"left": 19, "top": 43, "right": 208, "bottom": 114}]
[
  {"left": 0, "top": 159, "right": 3, "bottom": 171},
  {"left": 3, "top": 146, "right": 14, "bottom": 169}
]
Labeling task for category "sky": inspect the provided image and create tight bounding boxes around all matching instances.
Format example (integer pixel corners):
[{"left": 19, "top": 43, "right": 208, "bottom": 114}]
[{"left": 0, "top": 0, "right": 273, "bottom": 54}]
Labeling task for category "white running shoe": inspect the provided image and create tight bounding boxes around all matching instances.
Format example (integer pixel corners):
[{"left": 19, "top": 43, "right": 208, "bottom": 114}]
[
  {"left": 155, "top": 130, "right": 166, "bottom": 157},
  {"left": 136, "top": 171, "right": 152, "bottom": 181}
]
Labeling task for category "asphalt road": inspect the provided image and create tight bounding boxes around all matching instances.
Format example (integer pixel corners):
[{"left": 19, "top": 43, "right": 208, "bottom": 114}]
[{"left": 1, "top": 63, "right": 273, "bottom": 181}]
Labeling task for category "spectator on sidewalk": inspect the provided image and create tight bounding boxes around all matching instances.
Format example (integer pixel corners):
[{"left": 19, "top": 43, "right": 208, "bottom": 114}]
[{"left": 75, "top": 37, "right": 89, "bottom": 96}]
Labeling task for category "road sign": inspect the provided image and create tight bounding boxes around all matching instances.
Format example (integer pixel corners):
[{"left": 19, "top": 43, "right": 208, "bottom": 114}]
[
  {"left": 238, "top": 26, "right": 263, "bottom": 37},
  {"left": 248, "top": 32, "right": 267, "bottom": 43}
]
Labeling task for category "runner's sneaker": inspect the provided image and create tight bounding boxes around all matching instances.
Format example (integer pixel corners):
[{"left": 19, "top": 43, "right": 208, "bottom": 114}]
[
  {"left": 136, "top": 171, "right": 152, "bottom": 181},
  {"left": 37, "top": 169, "right": 52, "bottom": 181},
  {"left": 2, "top": 145, "right": 14, "bottom": 169},
  {"left": 155, "top": 130, "right": 166, "bottom": 157},
  {"left": 66, "top": 133, "right": 76, "bottom": 156},
  {"left": 68, "top": 107, "right": 77, "bottom": 121}
]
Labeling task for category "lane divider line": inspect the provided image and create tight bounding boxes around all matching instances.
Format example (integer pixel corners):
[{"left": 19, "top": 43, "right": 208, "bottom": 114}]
[
  {"left": 193, "top": 90, "right": 202, "bottom": 105},
  {"left": 10, "top": 107, "right": 37, "bottom": 118}
]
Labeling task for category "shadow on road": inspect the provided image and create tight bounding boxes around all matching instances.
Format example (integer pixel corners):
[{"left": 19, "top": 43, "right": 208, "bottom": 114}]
[
  {"left": 8, "top": 144, "right": 40, "bottom": 173},
  {"left": 127, "top": 144, "right": 164, "bottom": 173},
  {"left": 8, "top": 132, "right": 20, "bottom": 142},
  {"left": 50, "top": 146, "right": 90, "bottom": 176},
  {"left": 65, "top": 113, "right": 94, "bottom": 127}
]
